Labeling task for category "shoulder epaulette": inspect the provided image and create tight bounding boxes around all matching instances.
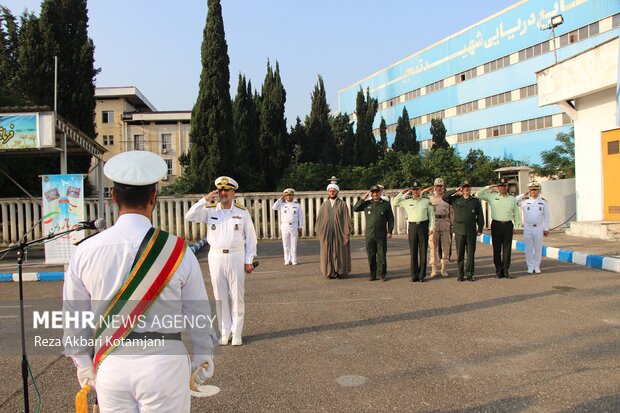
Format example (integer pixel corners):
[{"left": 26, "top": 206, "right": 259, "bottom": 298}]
[
  {"left": 204, "top": 203, "right": 217, "bottom": 208},
  {"left": 234, "top": 202, "right": 247, "bottom": 211}
]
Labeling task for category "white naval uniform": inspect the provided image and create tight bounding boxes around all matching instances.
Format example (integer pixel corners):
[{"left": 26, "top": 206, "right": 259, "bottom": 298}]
[
  {"left": 185, "top": 198, "right": 257, "bottom": 339},
  {"left": 516, "top": 195, "right": 551, "bottom": 273},
  {"left": 272, "top": 199, "right": 304, "bottom": 265},
  {"left": 63, "top": 214, "right": 215, "bottom": 413}
]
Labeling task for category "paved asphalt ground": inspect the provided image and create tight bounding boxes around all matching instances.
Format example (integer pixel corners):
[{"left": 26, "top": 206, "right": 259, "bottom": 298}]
[{"left": 0, "top": 235, "right": 619, "bottom": 412}]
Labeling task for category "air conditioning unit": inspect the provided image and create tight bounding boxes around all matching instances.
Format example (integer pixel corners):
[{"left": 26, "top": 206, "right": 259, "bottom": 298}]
[
  {"left": 162, "top": 175, "right": 168, "bottom": 181},
  {"left": 161, "top": 148, "right": 168, "bottom": 154}
]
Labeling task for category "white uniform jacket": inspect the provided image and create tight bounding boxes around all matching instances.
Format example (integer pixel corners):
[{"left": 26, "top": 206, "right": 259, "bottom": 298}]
[
  {"left": 63, "top": 213, "right": 215, "bottom": 368},
  {"left": 185, "top": 198, "right": 257, "bottom": 264},
  {"left": 272, "top": 199, "right": 304, "bottom": 229},
  {"left": 516, "top": 195, "right": 550, "bottom": 230}
]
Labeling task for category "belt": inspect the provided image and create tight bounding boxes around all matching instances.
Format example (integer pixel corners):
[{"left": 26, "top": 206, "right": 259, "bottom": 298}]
[
  {"left": 492, "top": 220, "right": 512, "bottom": 224},
  {"left": 525, "top": 223, "right": 540, "bottom": 227},
  {"left": 210, "top": 246, "right": 244, "bottom": 254},
  {"left": 435, "top": 215, "right": 448, "bottom": 219},
  {"left": 408, "top": 220, "right": 428, "bottom": 224},
  {"left": 125, "top": 331, "right": 182, "bottom": 341}
]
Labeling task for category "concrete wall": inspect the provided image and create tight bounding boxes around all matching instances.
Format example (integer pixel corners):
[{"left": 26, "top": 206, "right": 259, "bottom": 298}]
[
  {"left": 540, "top": 178, "right": 575, "bottom": 229},
  {"left": 574, "top": 87, "right": 616, "bottom": 221}
]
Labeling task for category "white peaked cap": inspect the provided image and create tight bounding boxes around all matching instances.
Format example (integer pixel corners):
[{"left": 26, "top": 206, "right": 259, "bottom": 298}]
[{"left": 104, "top": 151, "right": 167, "bottom": 186}]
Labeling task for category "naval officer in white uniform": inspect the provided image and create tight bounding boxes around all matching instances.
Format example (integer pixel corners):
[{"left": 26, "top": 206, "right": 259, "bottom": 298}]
[
  {"left": 185, "top": 176, "right": 257, "bottom": 346},
  {"left": 272, "top": 188, "right": 304, "bottom": 265},
  {"left": 516, "top": 181, "right": 551, "bottom": 274},
  {"left": 63, "top": 151, "right": 215, "bottom": 412}
]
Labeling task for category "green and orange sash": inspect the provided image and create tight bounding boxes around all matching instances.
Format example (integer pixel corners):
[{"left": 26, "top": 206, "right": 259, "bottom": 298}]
[{"left": 93, "top": 228, "right": 187, "bottom": 370}]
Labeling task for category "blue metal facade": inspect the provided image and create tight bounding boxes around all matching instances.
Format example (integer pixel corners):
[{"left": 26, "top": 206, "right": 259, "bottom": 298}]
[{"left": 337, "top": 0, "right": 620, "bottom": 162}]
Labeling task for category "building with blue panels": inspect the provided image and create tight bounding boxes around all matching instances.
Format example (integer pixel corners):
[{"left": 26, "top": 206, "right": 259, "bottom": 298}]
[{"left": 337, "top": 0, "right": 620, "bottom": 163}]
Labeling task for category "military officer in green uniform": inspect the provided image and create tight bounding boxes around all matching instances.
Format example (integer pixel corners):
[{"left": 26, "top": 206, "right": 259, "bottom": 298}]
[
  {"left": 354, "top": 185, "right": 395, "bottom": 281},
  {"left": 475, "top": 177, "right": 521, "bottom": 279},
  {"left": 392, "top": 181, "right": 435, "bottom": 282},
  {"left": 443, "top": 180, "right": 484, "bottom": 281}
]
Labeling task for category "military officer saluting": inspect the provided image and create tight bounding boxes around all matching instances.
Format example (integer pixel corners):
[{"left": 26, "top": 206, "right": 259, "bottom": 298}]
[
  {"left": 443, "top": 179, "right": 484, "bottom": 281},
  {"left": 185, "top": 176, "right": 258, "bottom": 346},
  {"left": 273, "top": 188, "right": 304, "bottom": 265},
  {"left": 475, "top": 177, "right": 521, "bottom": 279},
  {"left": 516, "top": 182, "right": 550, "bottom": 274},
  {"left": 353, "top": 185, "right": 395, "bottom": 281},
  {"left": 393, "top": 181, "right": 435, "bottom": 282}
]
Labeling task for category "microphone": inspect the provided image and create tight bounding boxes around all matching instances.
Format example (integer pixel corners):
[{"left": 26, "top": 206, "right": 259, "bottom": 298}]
[
  {"left": 252, "top": 261, "right": 259, "bottom": 269},
  {"left": 77, "top": 218, "right": 106, "bottom": 231}
]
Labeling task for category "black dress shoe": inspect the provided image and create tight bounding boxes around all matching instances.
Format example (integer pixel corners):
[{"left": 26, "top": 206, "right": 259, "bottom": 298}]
[
  {"left": 467, "top": 276, "right": 475, "bottom": 282},
  {"left": 369, "top": 276, "right": 377, "bottom": 281},
  {"left": 380, "top": 276, "right": 386, "bottom": 282},
  {"left": 419, "top": 278, "right": 424, "bottom": 283},
  {"left": 411, "top": 278, "right": 416, "bottom": 282},
  {"left": 504, "top": 271, "right": 513, "bottom": 279},
  {"left": 457, "top": 276, "right": 464, "bottom": 281}
]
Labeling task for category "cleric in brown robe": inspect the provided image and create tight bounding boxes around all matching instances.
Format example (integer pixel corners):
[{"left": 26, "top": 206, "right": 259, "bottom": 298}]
[{"left": 315, "top": 183, "right": 352, "bottom": 278}]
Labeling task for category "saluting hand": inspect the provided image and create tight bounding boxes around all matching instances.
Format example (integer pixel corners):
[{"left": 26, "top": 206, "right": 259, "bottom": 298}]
[{"left": 204, "top": 190, "right": 218, "bottom": 202}]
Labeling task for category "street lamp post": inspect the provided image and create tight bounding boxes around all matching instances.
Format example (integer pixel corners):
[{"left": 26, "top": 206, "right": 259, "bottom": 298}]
[{"left": 546, "top": 15, "right": 564, "bottom": 64}]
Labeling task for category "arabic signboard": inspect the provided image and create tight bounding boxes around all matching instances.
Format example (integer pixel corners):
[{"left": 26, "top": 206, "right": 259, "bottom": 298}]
[
  {"left": 42, "top": 174, "right": 85, "bottom": 264},
  {"left": 0, "top": 112, "right": 55, "bottom": 150}
]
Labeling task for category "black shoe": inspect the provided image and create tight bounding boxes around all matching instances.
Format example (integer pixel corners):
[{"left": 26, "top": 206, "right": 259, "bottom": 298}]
[
  {"left": 495, "top": 272, "right": 503, "bottom": 278},
  {"left": 369, "top": 276, "right": 377, "bottom": 281},
  {"left": 504, "top": 270, "right": 513, "bottom": 279},
  {"left": 467, "top": 276, "right": 475, "bottom": 282},
  {"left": 457, "top": 277, "right": 464, "bottom": 282},
  {"left": 380, "top": 276, "right": 386, "bottom": 282},
  {"left": 411, "top": 278, "right": 416, "bottom": 282},
  {"left": 419, "top": 278, "right": 425, "bottom": 283}
]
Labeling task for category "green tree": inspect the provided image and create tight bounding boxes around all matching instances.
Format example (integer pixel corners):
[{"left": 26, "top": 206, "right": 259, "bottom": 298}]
[
  {"left": 277, "top": 162, "right": 335, "bottom": 191},
  {"left": 533, "top": 127, "right": 575, "bottom": 179},
  {"left": 305, "top": 75, "right": 337, "bottom": 165},
  {"left": 0, "top": 7, "right": 23, "bottom": 106},
  {"left": 330, "top": 112, "right": 354, "bottom": 165},
  {"left": 430, "top": 118, "right": 449, "bottom": 149},
  {"left": 392, "top": 107, "right": 418, "bottom": 154},
  {"left": 353, "top": 88, "right": 378, "bottom": 166},
  {"left": 289, "top": 117, "right": 307, "bottom": 165},
  {"left": 419, "top": 147, "right": 462, "bottom": 186},
  {"left": 189, "top": 0, "right": 235, "bottom": 193},
  {"left": 258, "top": 61, "right": 289, "bottom": 190},
  {"left": 14, "top": 11, "right": 45, "bottom": 106},
  {"left": 378, "top": 117, "right": 388, "bottom": 159}
]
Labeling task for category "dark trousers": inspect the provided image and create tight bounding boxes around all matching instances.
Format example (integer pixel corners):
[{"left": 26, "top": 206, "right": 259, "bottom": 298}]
[
  {"left": 491, "top": 220, "right": 514, "bottom": 275},
  {"left": 455, "top": 234, "right": 477, "bottom": 279},
  {"left": 366, "top": 237, "right": 387, "bottom": 279},
  {"left": 408, "top": 221, "right": 429, "bottom": 280}
]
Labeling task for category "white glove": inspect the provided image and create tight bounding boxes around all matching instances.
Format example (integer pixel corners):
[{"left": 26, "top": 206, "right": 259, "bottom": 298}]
[
  {"left": 77, "top": 366, "right": 96, "bottom": 390},
  {"left": 191, "top": 355, "right": 214, "bottom": 378}
]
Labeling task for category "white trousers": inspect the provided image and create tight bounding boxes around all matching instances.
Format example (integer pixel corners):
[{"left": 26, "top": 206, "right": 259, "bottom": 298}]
[
  {"left": 96, "top": 354, "right": 191, "bottom": 412},
  {"left": 208, "top": 250, "right": 245, "bottom": 337},
  {"left": 281, "top": 224, "right": 299, "bottom": 264},
  {"left": 524, "top": 224, "right": 544, "bottom": 272}
]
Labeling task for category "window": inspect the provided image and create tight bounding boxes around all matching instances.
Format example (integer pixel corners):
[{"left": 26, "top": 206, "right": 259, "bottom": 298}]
[
  {"left": 562, "top": 113, "right": 573, "bottom": 125},
  {"left": 102, "top": 135, "right": 114, "bottom": 146},
  {"left": 425, "top": 79, "right": 444, "bottom": 94},
  {"left": 486, "top": 123, "right": 513, "bottom": 138},
  {"left": 521, "top": 115, "right": 553, "bottom": 132},
  {"left": 456, "top": 100, "right": 479, "bottom": 115},
  {"left": 457, "top": 130, "right": 479, "bottom": 143},
  {"left": 613, "top": 13, "right": 620, "bottom": 28},
  {"left": 427, "top": 110, "right": 444, "bottom": 120},
  {"left": 102, "top": 111, "right": 114, "bottom": 123},
  {"left": 455, "top": 68, "right": 477, "bottom": 84},
  {"left": 485, "top": 91, "right": 512, "bottom": 108},
  {"left": 161, "top": 134, "right": 172, "bottom": 152},
  {"left": 134, "top": 134, "right": 145, "bottom": 150},
  {"left": 165, "top": 159, "right": 173, "bottom": 176}
]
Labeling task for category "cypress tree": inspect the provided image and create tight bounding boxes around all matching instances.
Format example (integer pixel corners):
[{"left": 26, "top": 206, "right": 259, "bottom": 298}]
[
  {"left": 430, "top": 118, "right": 449, "bottom": 149},
  {"left": 15, "top": 12, "right": 46, "bottom": 106},
  {"left": 330, "top": 112, "right": 353, "bottom": 166},
  {"left": 392, "top": 107, "right": 419, "bottom": 154},
  {"left": 289, "top": 116, "right": 307, "bottom": 165},
  {"left": 258, "top": 61, "right": 289, "bottom": 190},
  {"left": 189, "top": 0, "right": 235, "bottom": 192},
  {"left": 353, "top": 88, "right": 378, "bottom": 166},
  {"left": 0, "top": 7, "right": 22, "bottom": 106},
  {"left": 305, "top": 75, "right": 336, "bottom": 165},
  {"left": 378, "top": 116, "right": 388, "bottom": 159},
  {"left": 38, "top": 0, "right": 98, "bottom": 138}
]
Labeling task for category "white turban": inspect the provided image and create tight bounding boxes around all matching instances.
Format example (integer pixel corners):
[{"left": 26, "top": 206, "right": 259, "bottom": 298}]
[{"left": 327, "top": 183, "right": 340, "bottom": 191}]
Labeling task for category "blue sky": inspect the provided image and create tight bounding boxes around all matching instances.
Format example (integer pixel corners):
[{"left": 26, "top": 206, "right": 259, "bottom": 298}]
[{"left": 5, "top": 0, "right": 517, "bottom": 124}]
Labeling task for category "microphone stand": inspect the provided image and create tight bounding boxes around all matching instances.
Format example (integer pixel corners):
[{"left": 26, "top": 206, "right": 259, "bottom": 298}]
[{"left": 0, "top": 225, "right": 89, "bottom": 413}]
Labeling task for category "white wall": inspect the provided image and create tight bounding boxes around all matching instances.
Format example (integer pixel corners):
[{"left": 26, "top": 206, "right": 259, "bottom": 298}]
[
  {"left": 574, "top": 87, "right": 616, "bottom": 221},
  {"left": 540, "top": 178, "right": 575, "bottom": 229}
]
